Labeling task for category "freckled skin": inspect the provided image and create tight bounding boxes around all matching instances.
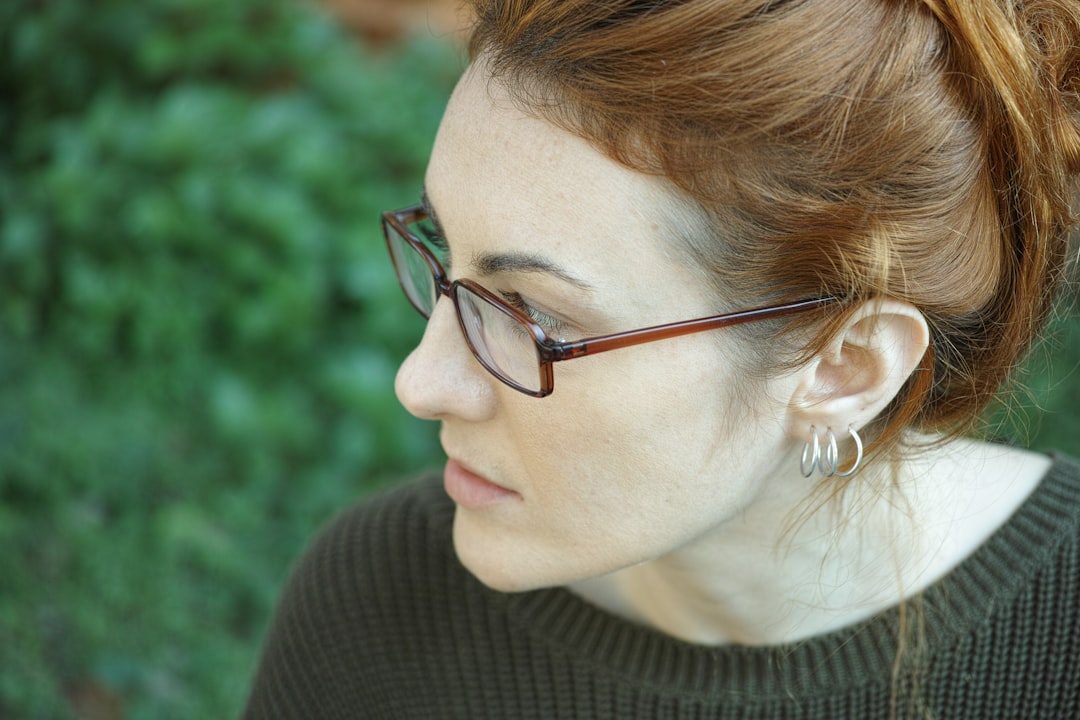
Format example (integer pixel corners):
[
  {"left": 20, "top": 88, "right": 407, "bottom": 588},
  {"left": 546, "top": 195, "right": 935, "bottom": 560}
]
[{"left": 394, "top": 64, "right": 798, "bottom": 593}]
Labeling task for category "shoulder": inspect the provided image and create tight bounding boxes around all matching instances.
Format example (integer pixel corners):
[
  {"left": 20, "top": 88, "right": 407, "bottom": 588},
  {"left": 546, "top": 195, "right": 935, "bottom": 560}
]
[
  {"left": 1044, "top": 449, "right": 1080, "bottom": 486},
  {"left": 1013, "top": 450, "right": 1080, "bottom": 559},
  {"left": 957, "top": 448, "right": 1080, "bottom": 585},
  {"left": 273, "top": 471, "right": 461, "bottom": 638},
  {"left": 295, "top": 471, "right": 457, "bottom": 591},
  {"left": 921, "top": 449, "right": 1080, "bottom": 647},
  {"left": 914, "top": 451, "right": 1080, "bottom": 715},
  {"left": 243, "top": 472, "right": 473, "bottom": 718},
  {"left": 1005, "top": 449, "right": 1080, "bottom": 547}
]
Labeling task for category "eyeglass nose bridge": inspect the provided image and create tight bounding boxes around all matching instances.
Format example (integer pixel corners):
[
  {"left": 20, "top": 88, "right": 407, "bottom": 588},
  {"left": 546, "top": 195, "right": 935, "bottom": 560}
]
[{"left": 432, "top": 275, "right": 455, "bottom": 306}]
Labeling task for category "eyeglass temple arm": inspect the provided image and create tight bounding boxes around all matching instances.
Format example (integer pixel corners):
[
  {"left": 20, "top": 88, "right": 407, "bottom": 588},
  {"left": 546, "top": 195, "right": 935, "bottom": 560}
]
[{"left": 547, "top": 297, "right": 840, "bottom": 362}]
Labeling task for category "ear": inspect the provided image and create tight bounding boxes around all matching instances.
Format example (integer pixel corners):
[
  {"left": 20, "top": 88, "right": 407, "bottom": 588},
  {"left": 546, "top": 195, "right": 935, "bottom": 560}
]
[{"left": 788, "top": 299, "right": 930, "bottom": 434}]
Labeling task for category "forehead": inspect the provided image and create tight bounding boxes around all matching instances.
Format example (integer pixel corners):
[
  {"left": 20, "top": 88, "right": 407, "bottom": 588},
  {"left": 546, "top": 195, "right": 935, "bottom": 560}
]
[{"left": 424, "top": 64, "right": 709, "bottom": 314}]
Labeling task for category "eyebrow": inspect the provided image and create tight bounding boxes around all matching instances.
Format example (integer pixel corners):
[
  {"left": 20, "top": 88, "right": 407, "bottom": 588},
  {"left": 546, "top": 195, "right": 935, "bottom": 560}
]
[
  {"left": 420, "top": 189, "right": 596, "bottom": 292},
  {"left": 472, "top": 251, "right": 596, "bottom": 291}
]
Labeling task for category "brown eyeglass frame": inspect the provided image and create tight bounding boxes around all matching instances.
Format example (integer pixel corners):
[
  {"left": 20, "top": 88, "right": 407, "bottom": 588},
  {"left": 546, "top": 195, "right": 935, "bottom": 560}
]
[{"left": 382, "top": 204, "right": 840, "bottom": 398}]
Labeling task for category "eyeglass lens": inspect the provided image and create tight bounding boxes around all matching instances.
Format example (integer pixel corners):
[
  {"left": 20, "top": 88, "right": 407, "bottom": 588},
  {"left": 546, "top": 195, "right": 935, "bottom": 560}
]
[
  {"left": 387, "top": 222, "right": 437, "bottom": 316},
  {"left": 454, "top": 286, "right": 544, "bottom": 393},
  {"left": 386, "top": 219, "right": 545, "bottom": 394}
]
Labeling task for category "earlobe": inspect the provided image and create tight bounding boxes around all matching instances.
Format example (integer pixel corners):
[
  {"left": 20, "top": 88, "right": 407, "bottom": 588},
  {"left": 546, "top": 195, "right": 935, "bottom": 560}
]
[{"left": 790, "top": 299, "right": 930, "bottom": 433}]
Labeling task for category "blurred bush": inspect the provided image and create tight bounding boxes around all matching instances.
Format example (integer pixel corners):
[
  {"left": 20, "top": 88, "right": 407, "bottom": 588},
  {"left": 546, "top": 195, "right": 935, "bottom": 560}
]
[{"left": 0, "top": 0, "right": 457, "bottom": 716}]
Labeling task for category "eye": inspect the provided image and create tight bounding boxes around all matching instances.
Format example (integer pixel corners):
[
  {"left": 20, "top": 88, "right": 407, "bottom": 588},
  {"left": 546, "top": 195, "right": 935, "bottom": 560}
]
[
  {"left": 416, "top": 219, "right": 450, "bottom": 268},
  {"left": 499, "top": 291, "right": 569, "bottom": 339}
]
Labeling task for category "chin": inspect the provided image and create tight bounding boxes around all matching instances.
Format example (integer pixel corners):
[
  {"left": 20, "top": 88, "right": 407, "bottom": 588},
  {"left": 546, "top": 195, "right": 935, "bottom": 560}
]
[
  {"left": 455, "top": 546, "right": 541, "bottom": 593},
  {"left": 452, "top": 517, "right": 564, "bottom": 593}
]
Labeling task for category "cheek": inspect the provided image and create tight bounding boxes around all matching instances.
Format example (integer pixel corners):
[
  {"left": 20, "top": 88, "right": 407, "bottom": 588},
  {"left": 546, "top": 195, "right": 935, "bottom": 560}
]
[
  {"left": 515, "top": 343, "right": 765, "bottom": 515},
  {"left": 455, "top": 338, "right": 791, "bottom": 592}
]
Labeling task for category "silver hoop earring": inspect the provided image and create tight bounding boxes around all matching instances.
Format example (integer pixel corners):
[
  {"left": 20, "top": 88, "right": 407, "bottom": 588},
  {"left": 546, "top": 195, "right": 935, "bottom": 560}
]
[
  {"left": 820, "top": 427, "right": 840, "bottom": 478},
  {"left": 799, "top": 425, "right": 864, "bottom": 478},
  {"left": 832, "top": 426, "right": 864, "bottom": 477},
  {"left": 800, "top": 425, "right": 820, "bottom": 478}
]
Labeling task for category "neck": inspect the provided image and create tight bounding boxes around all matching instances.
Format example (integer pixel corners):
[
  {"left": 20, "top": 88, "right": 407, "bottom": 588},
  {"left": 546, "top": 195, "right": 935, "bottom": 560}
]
[{"left": 568, "top": 437, "right": 1047, "bottom": 646}]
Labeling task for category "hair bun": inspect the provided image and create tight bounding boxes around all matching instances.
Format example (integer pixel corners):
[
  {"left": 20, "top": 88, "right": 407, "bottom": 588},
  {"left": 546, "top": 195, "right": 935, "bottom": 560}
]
[
  {"left": 1019, "top": 0, "right": 1080, "bottom": 172},
  {"left": 921, "top": 0, "right": 1080, "bottom": 178}
]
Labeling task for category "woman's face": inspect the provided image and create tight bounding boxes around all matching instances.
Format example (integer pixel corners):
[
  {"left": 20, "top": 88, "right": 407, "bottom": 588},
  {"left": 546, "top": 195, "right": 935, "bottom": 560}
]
[{"left": 395, "top": 64, "right": 801, "bottom": 592}]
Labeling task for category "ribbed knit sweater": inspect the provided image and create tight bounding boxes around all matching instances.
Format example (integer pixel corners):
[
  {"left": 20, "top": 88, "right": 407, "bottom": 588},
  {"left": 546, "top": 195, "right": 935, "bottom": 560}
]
[{"left": 243, "top": 453, "right": 1080, "bottom": 719}]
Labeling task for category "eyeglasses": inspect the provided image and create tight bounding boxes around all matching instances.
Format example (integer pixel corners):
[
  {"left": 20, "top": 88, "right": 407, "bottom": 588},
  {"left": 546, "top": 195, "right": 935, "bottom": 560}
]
[{"left": 382, "top": 203, "right": 838, "bottom": 398}]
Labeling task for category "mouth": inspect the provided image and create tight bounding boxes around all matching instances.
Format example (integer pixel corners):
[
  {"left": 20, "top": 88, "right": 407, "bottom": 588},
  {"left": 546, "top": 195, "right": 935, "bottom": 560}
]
[{"left": 443, "top": 458, "right": 522, "bottom": 510}]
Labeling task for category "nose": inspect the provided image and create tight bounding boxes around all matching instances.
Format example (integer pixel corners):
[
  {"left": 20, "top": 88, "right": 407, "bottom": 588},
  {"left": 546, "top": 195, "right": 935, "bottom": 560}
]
[{"left": 394, "top": 297, "right": 498, "bottom": 422}]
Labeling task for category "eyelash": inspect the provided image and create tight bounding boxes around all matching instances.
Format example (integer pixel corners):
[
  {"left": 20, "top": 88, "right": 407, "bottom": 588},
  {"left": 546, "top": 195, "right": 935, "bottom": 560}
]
[
  {"left": 419, "top": 223, "right": 450, "bottom": 265},
  {"left": 499, "top": 291, "right": 569, "bottom": 337},
  {"left": 419, "top": 223, "right": 570, "bottom": 339}
]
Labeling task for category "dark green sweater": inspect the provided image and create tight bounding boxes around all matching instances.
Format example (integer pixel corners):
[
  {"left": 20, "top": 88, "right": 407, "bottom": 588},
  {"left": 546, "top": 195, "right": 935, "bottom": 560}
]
[{"left": 243, "top": 454, "right": 1080, "bottom": 719}]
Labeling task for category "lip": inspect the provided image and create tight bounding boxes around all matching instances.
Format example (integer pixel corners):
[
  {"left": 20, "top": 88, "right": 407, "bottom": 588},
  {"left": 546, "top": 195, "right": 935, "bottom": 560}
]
[{"left": 443, "top": 458, "right": 521, "bottom": 510}]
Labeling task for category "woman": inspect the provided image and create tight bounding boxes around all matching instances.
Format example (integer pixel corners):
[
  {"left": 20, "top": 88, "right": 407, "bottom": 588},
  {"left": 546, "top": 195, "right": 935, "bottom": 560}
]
[{"left": 245, "top": 1, "right": 1080, "bottom": 717}]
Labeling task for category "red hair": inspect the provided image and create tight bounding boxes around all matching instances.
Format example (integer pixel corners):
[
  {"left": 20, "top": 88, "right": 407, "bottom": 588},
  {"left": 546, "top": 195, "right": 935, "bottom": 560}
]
[{"left": 465, "top": 0, "right": 1080, "bottom": 458}]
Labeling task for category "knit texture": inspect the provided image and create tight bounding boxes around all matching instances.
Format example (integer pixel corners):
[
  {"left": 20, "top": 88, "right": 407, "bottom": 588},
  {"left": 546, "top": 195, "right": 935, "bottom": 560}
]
[{"left": 243, "top": 454, "right": 1080, "bottom": 719}]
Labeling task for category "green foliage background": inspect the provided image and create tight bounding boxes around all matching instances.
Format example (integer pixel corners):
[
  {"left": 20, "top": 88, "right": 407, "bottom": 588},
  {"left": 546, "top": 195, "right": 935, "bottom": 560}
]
[
  {"left": 1, "top": 0, "right": 455, "bottom": 716},
  {"left": 0, "top": 0, "right": 1077, "bottom": 718}
]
